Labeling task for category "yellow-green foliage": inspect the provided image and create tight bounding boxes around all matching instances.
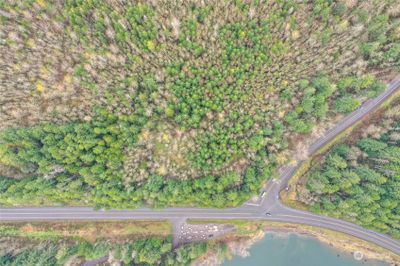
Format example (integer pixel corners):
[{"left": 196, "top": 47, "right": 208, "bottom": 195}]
[{"left": 0, "top": 0, "right": 398, "bottom": 209}]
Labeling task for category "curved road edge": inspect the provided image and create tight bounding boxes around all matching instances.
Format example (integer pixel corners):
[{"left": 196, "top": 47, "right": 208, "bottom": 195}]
[
  {"left": 261, "top": 77, "right": 400, "bottom": 255},
  {"left": 0, "top": 78, "right": 399, "bottom": 255}
]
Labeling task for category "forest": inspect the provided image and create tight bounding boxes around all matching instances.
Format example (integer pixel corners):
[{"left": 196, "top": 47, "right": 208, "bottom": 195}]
[
  {"left": 300, "top": 102, "right": 400, "bottom": 239},
  {"left": 0, "top": 220, "right": 220, "bottom": 266},
  {"left": 0, "top": 235, "right": 212, "bottom": 266},
  {"left": 0, "top": 0, "right": 399, "bottom": 208}
]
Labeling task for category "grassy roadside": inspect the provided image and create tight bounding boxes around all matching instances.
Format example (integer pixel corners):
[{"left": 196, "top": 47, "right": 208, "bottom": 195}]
[
  {"left": 280, "top": 89, "right": 400, "bottom": 209},
  {"left": 188, "top": 219, "right": 400, "bottom": 264},
  {"left": 0, "top": 220, "right": 172, "bottom": 243}
]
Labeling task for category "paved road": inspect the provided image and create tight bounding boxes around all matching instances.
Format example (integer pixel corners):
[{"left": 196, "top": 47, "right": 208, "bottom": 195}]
[{"left": 1, "top": 79, "right": 400, "bottom": 255}]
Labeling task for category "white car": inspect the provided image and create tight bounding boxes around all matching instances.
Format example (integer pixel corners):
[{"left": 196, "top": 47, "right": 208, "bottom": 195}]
[{"left": 260, "top": 191, "right": 266, "bottom": 198}]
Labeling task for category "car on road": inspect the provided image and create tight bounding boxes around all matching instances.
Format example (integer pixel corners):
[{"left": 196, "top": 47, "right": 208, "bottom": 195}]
[
  {"left": 265, "top": 212, "right": 272, "bottom": 217},
  {"left": 260, "top": 191, "right": 266, "bottom": 198}
]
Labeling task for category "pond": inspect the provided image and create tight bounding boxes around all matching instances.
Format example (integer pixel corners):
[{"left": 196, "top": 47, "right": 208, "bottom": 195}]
[{"left": 223, "top": 233, "right": 388, "bottom": 266}]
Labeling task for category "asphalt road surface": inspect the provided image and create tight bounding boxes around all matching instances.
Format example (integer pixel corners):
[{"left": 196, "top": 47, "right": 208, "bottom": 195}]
[{"left": 1, "top": 78, "right": 400, "bottom": 255}]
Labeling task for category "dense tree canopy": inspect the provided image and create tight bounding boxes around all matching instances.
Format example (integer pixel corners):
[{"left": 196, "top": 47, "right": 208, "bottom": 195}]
[
  {"left": 0, "top": 236, "right": 211, "bottom": 266},
  {"left": 303, "top": 114, "right": 400, "bottom": 239},
  {"left": 0, "top": 0, "right": 398, "bottom": 208}
]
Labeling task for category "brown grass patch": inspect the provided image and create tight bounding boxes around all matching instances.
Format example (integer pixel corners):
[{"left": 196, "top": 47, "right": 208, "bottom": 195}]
[{"left": 0, "top": 221, "right": 172, "bottom": 243}]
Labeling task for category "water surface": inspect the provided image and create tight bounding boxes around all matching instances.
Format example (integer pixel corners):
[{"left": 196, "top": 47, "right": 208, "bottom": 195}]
[{"left": 223, "top": 233, "right": 388, "bottom": 266}]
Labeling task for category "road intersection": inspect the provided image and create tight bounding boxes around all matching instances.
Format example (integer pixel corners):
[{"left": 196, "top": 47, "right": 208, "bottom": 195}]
[{"left": 1, "top": 78, "right": 400, "bottom": 254}]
